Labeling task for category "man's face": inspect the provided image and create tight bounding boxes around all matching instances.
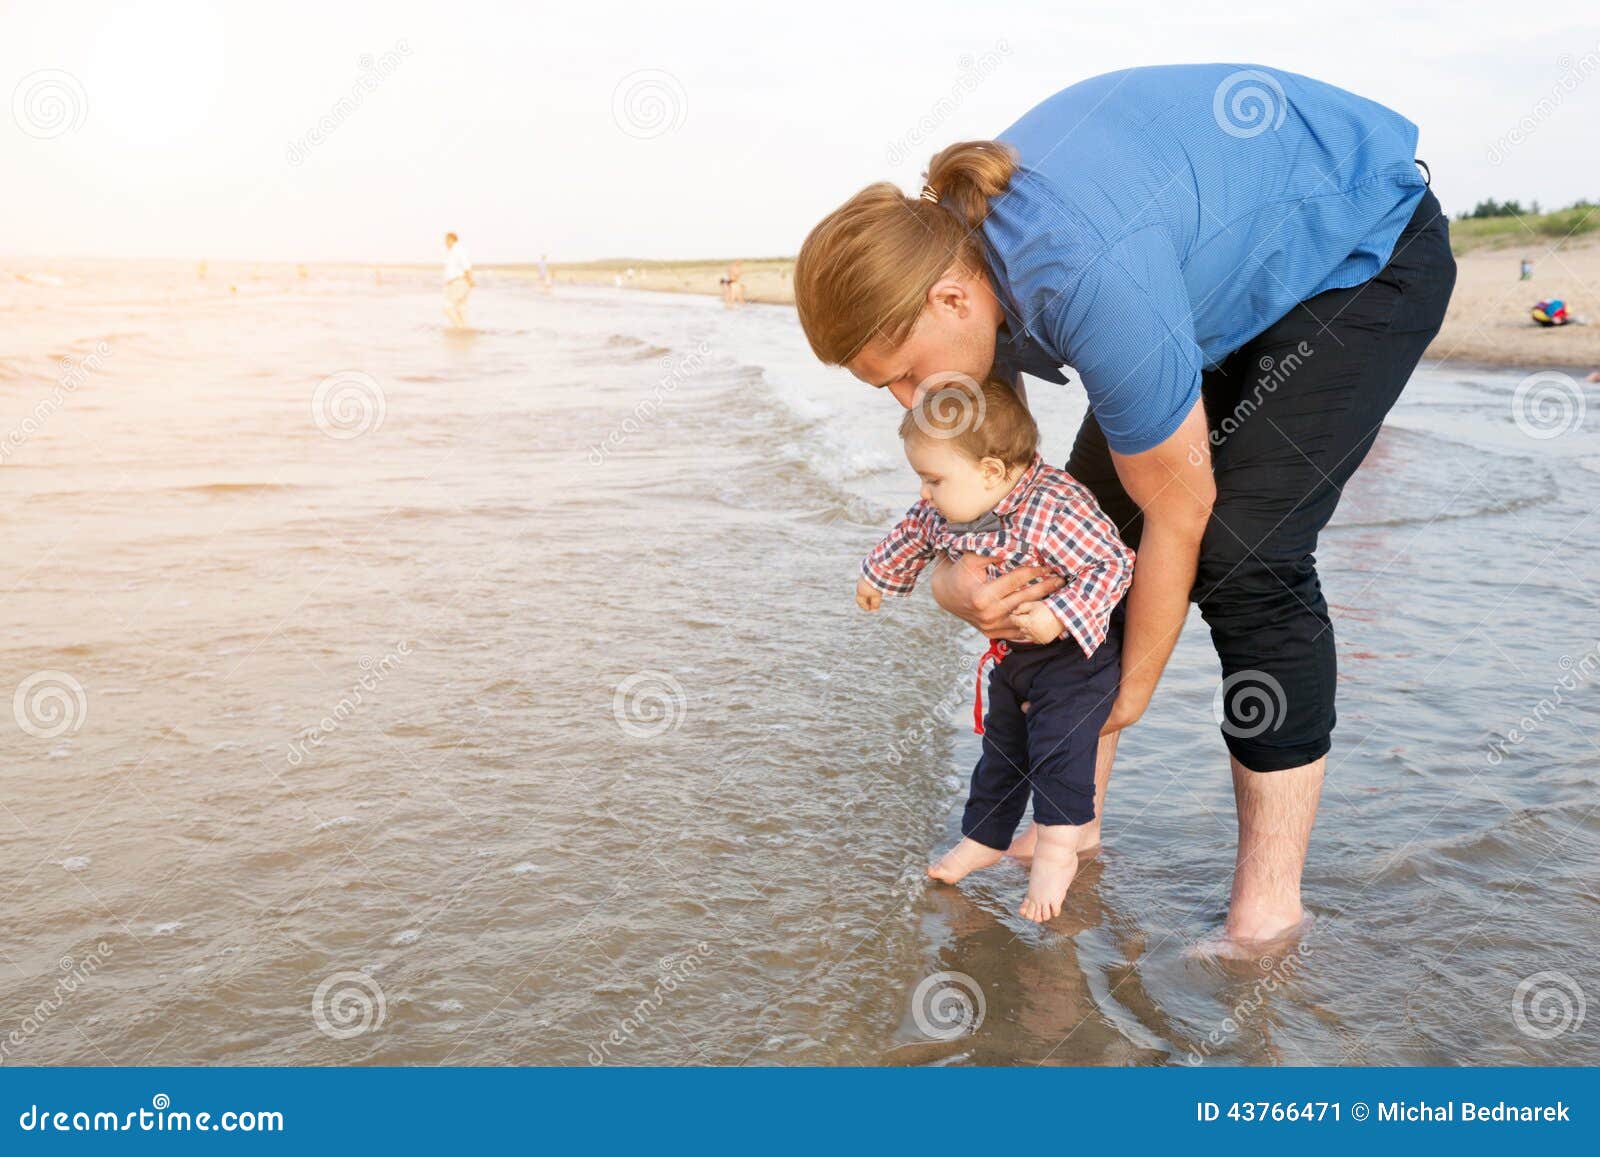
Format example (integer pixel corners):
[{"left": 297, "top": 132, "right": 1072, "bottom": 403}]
[{"left": 845, "top": 286, "right": 998, "bottom": 409}]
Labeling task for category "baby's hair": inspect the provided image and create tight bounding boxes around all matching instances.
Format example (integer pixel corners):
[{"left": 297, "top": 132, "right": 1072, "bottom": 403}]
[{"left": 898, "top": 377, "right": 1038, "bottom": 469}]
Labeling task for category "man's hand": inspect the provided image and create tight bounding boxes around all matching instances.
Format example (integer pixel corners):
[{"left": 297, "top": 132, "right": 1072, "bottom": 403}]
[
  {"left": 929, "top": 552, "right": 1065, "bottom": 642},
  {"left": 855, "top": 576, "right": 882, "bottom": 612},
  {"left": 1011, "top": 603, "right": 1064, "bottom": 645}
]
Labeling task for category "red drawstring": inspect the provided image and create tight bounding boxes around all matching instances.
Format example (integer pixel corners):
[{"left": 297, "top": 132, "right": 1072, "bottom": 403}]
[{"left": 973, "top": 639, "right": 1010, "bottom": 735}]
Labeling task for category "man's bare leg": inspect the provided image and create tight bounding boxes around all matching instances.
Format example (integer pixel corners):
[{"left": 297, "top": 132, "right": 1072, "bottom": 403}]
[
  {"left": 1225, "top": 754, "right": 1324, "bottom": 941},
  {"left": 1006, "top": 729, "right": 1121, "bottom": 861}
]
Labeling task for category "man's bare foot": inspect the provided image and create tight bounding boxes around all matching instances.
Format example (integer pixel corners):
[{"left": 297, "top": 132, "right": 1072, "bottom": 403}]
[
  {"left": 1018, "top": 824, "right": 1084, "bottom": 923},
  {"left": 927, "top": 837, "right": 1005, "bottom": 884},
  {"left": 1223, "top": 906, "right": 1312, "bottom": 944},
  {"left": 1186, "top": 913, "right": 1316, "bottom": 960}
]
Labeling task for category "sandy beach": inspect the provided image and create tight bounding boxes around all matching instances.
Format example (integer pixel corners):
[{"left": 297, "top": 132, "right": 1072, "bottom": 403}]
[
  {"left": 1429, "top": 239, "right": 1600, "bottom": 370},
  {"left": 524, "top": 239, "right": 1600, "bottom": 373}
]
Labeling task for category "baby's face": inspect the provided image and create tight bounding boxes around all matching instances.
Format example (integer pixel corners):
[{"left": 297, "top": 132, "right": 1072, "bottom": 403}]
[{"left": 904, "top": 438, "right": 1009, "bottom": 524}]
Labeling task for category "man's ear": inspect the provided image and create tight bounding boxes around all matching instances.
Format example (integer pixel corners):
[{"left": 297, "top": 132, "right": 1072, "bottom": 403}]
[{"left": 926, "top": 267, "right": 972, "bottom": 320}]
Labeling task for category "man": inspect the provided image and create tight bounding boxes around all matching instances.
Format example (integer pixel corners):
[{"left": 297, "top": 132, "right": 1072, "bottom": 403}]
[{"left": 443, "top": 232, "right": 473, "bottom": 327}]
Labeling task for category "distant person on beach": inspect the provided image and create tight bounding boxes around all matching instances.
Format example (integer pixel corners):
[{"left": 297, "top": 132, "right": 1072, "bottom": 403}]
[
  {"left": 857, "top": 378, "right": 1132, "bottom": 922},
  {"left": 443, "top": 232, "right": 474, "bottom": 327},
  {"left": 538, "top": 253, "right": 552, "bottom": 291},
  {"left": 720, "top": 260, "right": 746, "bottom": 308},
  {"left": 1520, "top": 257, "right": 1534, "bottom": 280},
  {"left": 796, "top": 64, "right": 1456, "bottom": 948}
]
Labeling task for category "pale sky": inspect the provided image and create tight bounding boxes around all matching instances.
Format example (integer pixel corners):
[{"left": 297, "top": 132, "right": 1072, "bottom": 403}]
[{"left": 5, "top": 0, "right": 1599, "bottom": 263}]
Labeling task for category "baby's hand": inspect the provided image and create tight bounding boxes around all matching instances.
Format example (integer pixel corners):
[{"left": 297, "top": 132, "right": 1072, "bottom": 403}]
[
  {"left": 1011, "top": 603, "right": 1064, "bottom": 644},
  {"left": 856, "top": 576, "right": 882, "bottom": 612}
]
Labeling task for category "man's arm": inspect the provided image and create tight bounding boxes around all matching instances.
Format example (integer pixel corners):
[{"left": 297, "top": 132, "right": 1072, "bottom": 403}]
[{"left": 1100, "top": 397, "right": 1214, "bottom": 733}]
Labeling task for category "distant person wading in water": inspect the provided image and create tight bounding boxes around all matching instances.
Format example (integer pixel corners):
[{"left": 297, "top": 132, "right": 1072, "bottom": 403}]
[
  {"left": 795, "top": 64, "right": 1457, "bottom": 945},
  {"left": 721, "top": 260, "right": 746, "bottom": 308},
  {"left": 443, "top": 231, "right": 474, "bottom": 327}
]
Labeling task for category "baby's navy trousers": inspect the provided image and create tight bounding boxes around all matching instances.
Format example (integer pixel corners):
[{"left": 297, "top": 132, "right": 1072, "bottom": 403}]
[{"left": 962, "top": 606, "right": 1123, "bottom": 849}]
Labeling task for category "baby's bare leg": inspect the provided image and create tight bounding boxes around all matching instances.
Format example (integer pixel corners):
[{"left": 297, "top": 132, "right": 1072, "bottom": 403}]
[{"left": 1018, "top": 823, "right": 1091, "bottom": 923}]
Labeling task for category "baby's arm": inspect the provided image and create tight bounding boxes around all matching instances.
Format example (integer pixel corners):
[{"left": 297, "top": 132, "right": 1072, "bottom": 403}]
[
  {"left": 1018, "top": 476, "right": 1135, "bottom": 653},
  {"left": 857, "top": 501, "right": 940, "bottom": 610}
]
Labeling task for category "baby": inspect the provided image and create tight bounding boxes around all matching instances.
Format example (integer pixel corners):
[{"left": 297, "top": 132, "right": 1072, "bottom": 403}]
[{"left": 856, "top": 378, "right": 1134, "bottom": 923}]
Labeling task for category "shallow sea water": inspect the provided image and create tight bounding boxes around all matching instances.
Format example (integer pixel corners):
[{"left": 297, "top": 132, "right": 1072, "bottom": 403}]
[{"left": 1, "top": 263, "right": 1595, "bottom": 1065}]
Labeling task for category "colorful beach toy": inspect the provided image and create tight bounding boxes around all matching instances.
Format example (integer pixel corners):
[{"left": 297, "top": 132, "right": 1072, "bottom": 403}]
[{"left": 1531, "top": 298, "right": 1570, "bottom": 326}]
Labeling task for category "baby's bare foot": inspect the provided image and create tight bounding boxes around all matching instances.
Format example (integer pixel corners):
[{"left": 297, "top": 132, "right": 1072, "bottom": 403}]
[
  {"left": 1018, "top": 825, "right": 1083, "bottom": 923},
  {"left": 927, "top": 837, "right": 1005, "bottom": 884}
]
